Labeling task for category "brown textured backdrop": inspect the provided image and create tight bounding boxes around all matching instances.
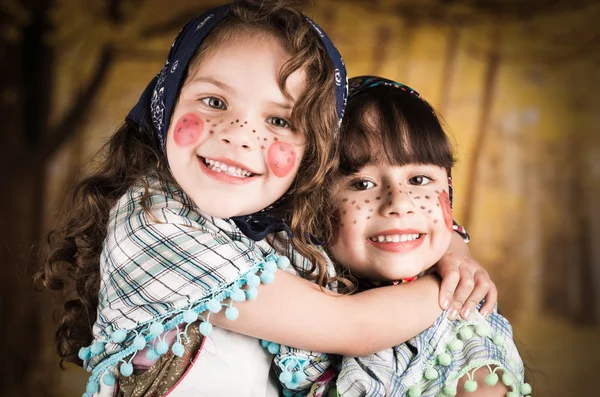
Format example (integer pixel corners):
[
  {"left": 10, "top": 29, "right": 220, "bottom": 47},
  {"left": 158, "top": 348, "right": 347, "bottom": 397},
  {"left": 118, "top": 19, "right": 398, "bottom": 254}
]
[{"left": 1, "top": 0, "right": 599, "bottom": 396}]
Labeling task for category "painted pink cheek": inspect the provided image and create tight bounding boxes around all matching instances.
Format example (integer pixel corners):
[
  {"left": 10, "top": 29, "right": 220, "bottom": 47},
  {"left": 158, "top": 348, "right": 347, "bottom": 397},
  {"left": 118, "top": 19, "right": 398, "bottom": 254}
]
[
  {"left": 438, "top": 191, "right": 453, "bottom": 231},
  {"left": 173, "top": 113, "right": 204, "bottom": 146},
  {"left": 267, "top": 141, "right": 297, "bottom": 177}
]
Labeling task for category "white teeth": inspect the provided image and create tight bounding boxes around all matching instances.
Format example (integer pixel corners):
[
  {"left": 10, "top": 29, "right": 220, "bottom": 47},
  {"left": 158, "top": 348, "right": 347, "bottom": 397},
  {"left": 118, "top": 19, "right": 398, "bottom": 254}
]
[
  {"left": 203, "top": 158, "right": 252, "bottom": 178},
  {"left": 370, "top": 234, "right": 421, "bottom": 243}
]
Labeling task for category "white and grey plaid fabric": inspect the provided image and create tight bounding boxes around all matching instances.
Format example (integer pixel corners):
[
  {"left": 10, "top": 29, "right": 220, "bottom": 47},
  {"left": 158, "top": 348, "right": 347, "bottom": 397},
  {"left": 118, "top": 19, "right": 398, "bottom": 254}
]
[
  {"left": 84, "top": 178, "right": 337, "bottom": 392},
  {"left": 335, "top": 309, "right": 526, "bottom": 397}
]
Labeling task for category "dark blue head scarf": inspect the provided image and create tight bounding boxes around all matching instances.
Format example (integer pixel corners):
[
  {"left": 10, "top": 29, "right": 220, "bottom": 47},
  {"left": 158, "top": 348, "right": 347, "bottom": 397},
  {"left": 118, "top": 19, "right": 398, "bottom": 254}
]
[
  {"left": 347, "top": 75, "right": 454, "bottom": 207},
  {"left": 126, "top": 4, "right": 348, "bottom": 241}
]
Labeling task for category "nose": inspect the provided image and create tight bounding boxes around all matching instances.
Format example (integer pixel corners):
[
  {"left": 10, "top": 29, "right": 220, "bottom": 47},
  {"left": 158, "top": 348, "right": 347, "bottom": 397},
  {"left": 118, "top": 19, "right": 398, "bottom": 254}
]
[
  {"left": 379, "top": 188, "right": 416, "bottom": 217},
  {"left": 219, "top": 114, "right": 255, "bottom": 151}
]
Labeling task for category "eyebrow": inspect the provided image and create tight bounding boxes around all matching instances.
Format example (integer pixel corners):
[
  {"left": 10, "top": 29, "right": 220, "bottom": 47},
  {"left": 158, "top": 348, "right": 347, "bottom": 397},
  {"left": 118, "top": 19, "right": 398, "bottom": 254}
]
[
  {"left": 266, "top": 99, "right": 294, "bottom": 111},
  {"left": 187, "top": 77, "right": 233, "bottom": 92}
]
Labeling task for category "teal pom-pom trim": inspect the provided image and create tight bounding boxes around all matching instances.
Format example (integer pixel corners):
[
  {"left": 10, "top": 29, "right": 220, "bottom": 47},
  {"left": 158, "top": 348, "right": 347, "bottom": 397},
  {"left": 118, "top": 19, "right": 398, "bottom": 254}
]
[
  {"left": 120, "top": 362, "right": 133, "bottom": 377},
  {"left": 282, "top": 388, "right": 294, "bottom": 397},
  {"left": 146, "top": 348, "right": 160, "bottom": 361},
  {"left": 280, "top": 370, "right": 293, "bottom": 384},
  {"left": 267, "top": 342, "right": 280, "bottom": 355},
  {"left": 225, "top": 306, "right": 239, "bottom": 320},
  {"left": 172, "top": 342, "right": 185, "bottom": 357},
  {"left": 247, "top": 273, "right": 261, "bottom": 288},
  {"left": 111, "top": 329, "right": 127, "bottom": 344},
  {"left": 292, "top": 370, "right": 307, "bottom": 383},
  {"left": 83, "top": 253, "right": 284, "bottom": 393},
  {"left": 231, "top": 289, "right": 246, "bottom": 302},
  {"left": 277, "top": 256, "right": 290, "bottom": 269},
  {"left": 199, "top": 321, "right": 213, "bottom": 336},
  {"left": 149, "top": 322, "right": 164, "bottom": 336},
  {"left": 85, "top": 381, "right": 99, "bottom": 394},
  {"left": 206, "top": 298, "right": 222, "bottom": 313},
  {"left": 78, "top": 346, "right": 91, "bottom": 361},
  {"left": 183, "top": 309, "right": 198, "bottom": 324},
  {"left": 260, "top": 272, "right": 275, "bottom": 284},
  {"left": 90, "top": 342, "right": 105, "bottom": 356},
  {"left": 102, "top": 372, "right": 116, "bottom": 386},
  {"left": 264, "top": 260, "right": 278, "bottom": 273},
  {"left": 156, "top": 340, "right": 169, "bottom": 355},
  {"left": 246, "top": 287, "right": 258, "bottom": 300},
  {"left": 133, "top": 335, "right": 146, "bottom": 351}
]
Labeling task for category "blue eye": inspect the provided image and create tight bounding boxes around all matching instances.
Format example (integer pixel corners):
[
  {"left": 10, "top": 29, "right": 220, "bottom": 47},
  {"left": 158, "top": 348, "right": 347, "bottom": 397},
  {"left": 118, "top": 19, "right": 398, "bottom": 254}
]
[
  {"left": 350, "top": 179, "right": 376, "bottom": 191},
  {"left": 267, "top": 116, "right": 291, "bottom": 128},
  {"left": 201, "top": 97, "right": 227, "bottom": 110},
  {"left": 408, "top": 175, "right": 433, "bottom": 186}
]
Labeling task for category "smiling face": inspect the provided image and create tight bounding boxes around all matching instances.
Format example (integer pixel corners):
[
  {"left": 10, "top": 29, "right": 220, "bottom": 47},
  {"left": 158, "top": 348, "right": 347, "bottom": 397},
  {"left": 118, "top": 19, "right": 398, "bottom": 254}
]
[
  {"left": 165, "top": 33, "right": 307, "bottom": 218},
  {"left": 329, "top": 162, "right": 453, "bottom": 281}
]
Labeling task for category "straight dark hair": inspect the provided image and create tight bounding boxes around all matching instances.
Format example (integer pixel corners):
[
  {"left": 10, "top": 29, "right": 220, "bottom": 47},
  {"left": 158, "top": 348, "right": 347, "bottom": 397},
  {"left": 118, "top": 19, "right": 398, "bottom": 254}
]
[{"left": 338, "top": 85, "right": 455, "bottom": 176}]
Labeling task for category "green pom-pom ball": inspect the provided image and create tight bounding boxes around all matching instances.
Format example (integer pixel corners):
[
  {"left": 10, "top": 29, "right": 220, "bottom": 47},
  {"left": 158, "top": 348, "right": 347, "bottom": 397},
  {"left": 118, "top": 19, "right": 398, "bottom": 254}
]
[
  {"left": 442, "top": 385, "right": 457, "bottom": 397},
  {"left": 425, "top": 367, "right": 439, "bottom": 380},
  {"left": 437, "top": 352, "right": 452, "bottom": 366},
  {"left": 520, "top": 383, "right": 532, "bottom": 395},
  {"left": 408, "top": 385, "right": 422, "bottom": 397},
  {"left": 459, "top": 327, "right": 473, "bottom": 340},
  {"left": 464, "top": 379, "right": 478, "bottom": 392},
  {"left": 485, "top": 373, "right": 498, "bottom": 386}
]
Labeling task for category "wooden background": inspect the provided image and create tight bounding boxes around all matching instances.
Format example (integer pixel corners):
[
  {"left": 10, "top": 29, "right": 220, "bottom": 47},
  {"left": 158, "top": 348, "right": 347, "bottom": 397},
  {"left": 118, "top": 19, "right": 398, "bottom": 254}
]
[{"left": 1, "top": 0, "right": 599, "bottom": 395}]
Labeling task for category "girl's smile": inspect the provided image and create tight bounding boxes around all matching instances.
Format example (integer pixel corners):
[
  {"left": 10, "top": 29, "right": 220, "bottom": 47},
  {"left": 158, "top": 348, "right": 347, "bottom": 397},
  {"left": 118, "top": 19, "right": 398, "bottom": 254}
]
[
  {"left": 330, "top": 162, "right": 453, "bottom": 281},
  {"left": 165, "top": 34, "right": 307, "bottom": 218}
]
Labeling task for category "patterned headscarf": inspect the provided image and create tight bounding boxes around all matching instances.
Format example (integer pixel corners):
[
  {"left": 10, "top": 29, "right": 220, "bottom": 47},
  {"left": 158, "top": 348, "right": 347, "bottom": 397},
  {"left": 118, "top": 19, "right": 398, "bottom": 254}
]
[
  {"left": 126, "top": 4, "right": 347, "bottom": 152},
  {"left": 125, "top": 4, "right": 348, "bottom": 241},
  {"left": 346, "top": 75, "right": 454, "bottom": 207}
]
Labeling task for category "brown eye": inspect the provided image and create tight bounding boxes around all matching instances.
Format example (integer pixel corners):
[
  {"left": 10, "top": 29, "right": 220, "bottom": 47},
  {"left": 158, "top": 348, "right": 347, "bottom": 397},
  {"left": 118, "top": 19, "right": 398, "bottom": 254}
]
[
  {"left": 350, "top": 179, "right": 375, "bottom": 191},
  {"left": 408, "top": 175, "right": 433, "bottom": 186},
  {"left": 201, "top": 97, "right": 227, "bottom": 110},
  {"left": 267, "top": 116, "right": 291, "bottom": 129}
]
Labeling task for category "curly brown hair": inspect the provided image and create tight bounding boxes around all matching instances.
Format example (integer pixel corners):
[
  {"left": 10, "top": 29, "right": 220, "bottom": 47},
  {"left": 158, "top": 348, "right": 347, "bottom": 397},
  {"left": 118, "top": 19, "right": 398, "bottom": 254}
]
[{"left": 35, "top": 0, "right": 341, "bottom": 367}]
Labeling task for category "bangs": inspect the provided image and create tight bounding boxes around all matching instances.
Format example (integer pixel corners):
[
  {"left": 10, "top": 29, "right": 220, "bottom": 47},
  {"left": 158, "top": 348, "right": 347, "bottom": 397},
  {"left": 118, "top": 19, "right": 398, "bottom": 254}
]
[{"left": 339, "top": 86, "right": 455, "bottom": 175}]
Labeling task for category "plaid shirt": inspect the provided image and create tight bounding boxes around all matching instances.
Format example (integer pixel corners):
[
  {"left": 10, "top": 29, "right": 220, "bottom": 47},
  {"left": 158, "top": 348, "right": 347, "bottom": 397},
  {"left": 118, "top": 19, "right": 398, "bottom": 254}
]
[
  {"left": 333, "top": 309, "right": 525, "bottom": 397},
  {"left": 85, "top": 178, "right": 336, "bottom": 393}
]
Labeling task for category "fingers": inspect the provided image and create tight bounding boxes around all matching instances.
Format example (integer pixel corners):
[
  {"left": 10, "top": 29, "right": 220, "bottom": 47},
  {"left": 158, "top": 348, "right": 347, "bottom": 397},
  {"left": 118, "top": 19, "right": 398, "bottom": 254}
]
[
  {"left": 447, "top": 266, "right": 475, "bottom": 320},
  {"left": 479, "top": 279, "right": 498, "bottom": 317},
  {"left": 438, "top": 266, "right": 460, "bottom": 311},
  {"left": 459, "top": 276, "right": 490, "bottom": 320}
]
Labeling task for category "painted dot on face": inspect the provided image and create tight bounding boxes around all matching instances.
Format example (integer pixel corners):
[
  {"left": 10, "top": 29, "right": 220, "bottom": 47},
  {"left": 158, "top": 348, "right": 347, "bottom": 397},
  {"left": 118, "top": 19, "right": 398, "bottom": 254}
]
[
  {"left": 267, "top": 141, "right": 297, "bottom": 178},
  {"left": 425, "top": 196, "right": 430, "bottom": 199},
  {"left": 173, "top": 113, "right": 204, "bottom": 146},
  {"left": 356, "top": 205, "right": 361, "bottom": 210},
  {"left": 351, "top": 200, "right": 356, "bottom": 204},
  {"left": 420, "top": 206, "right": 426, "bottom": 210},
  {"left": 244, "top": 121, "right": 248, "bottom": 124},
  {"left": 376, "top": 197, "right": 381, "bottom": 200},
  {"left": 253, "top": 130, "right": 256, "bottom": 133},
  {"left": 261, "top": 145, "right": 265, "bottom": 149},
  {"left": 342, "top": 198, "right": 348, "bottom": 202},
  {"left": 414, "top": 196, "right": 420, "bottom": 199},
  {"left": 365, "top": 199, "right": 370, "bottom": 203}
]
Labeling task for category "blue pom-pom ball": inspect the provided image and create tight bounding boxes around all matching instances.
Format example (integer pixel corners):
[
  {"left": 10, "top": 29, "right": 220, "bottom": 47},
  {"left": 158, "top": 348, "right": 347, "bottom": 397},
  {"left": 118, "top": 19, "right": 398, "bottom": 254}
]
[{"left": 120, "top": 362, "right": 133, "bottom": 377}]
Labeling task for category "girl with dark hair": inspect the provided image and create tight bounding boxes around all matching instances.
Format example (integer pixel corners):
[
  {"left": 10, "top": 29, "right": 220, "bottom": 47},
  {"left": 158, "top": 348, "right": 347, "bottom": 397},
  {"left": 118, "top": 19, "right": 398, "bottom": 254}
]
[
  {"left": 302, "top": 76, "right": 529, "bottom": 397},
  {"left": 36, "top": 2, "right": 499, "bottom": 395}
]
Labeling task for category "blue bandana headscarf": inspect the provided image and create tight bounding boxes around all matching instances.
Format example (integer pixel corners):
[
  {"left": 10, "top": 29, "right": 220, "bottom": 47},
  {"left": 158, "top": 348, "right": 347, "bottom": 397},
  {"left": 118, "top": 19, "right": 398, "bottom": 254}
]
[
  {"left": 126, "top": 4, "right": 348, "bottom": 241},
  {"left": 347, "top": 75, "right": 454, "bottom": 207}
]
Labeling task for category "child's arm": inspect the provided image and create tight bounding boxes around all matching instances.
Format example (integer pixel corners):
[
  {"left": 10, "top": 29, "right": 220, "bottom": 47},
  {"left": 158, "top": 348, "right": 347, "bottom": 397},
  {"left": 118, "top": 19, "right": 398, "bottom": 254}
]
[
  {"left": 435, "top": 224, "right": 498, "bottom": 320},
  {"left": 211, "top": 271, "right": 443, "bottom": 356}
]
